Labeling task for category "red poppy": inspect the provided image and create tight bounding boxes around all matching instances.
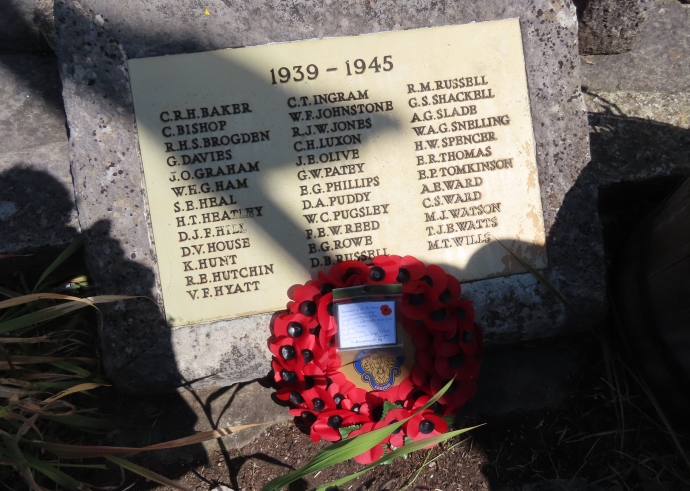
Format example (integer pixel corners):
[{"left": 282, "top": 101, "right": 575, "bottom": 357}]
[
  {"left": 399, "top": 256, "right": 428, "bottom": 293},
  {"left": 453, "top": 300, "right": 476, "bottom": 331},
  {"left": 423, "top": 265, "right": 448, "bottom": 296},
  {"left": 370, "top": 256, "right": 402, "bottom": 284},
  {"left": 288, "top": 285, "right": 321, "bottom": 318},
  {"left": 434, "top": 351, "right": 480, "bottom": 380},
  {"left": 310, "top": 409, "right": 369, "bottom": 442},
  {"left": 380, "top": 304, "right": 392, "bottom": 316},
  {"left": 326, "top": 260, "right": 369, "bottom": 286},
  {"left": 348, "top": 423, "right": 384, "bottom": 464},
  {"left": 433, "top": 333, "right": 460, "bottom": 357},
  {"left": 410, "top": 364, "right": 431, "bottom": 393},
  {"left": 401, "top": 283, "right": 433, "bottom": 320},
  {"left": 273, "top": 313, "right": 317, "bottom": 339},
  {"left": 407, "top": 410, "right": 448, "bottom": 444},
  {"left": 326, "top": 370, "right": 356, "bottom": 398},
  {"left": 411, "top": 394, "right": 451, "bottom": 415},
  {"left": 384, "top": 376, "right": 414, "bottom": 403},
  {"left": 424, "top": 306, "right": 457, "bottom": 333},
  {"left": 430, "top": 376, "right": 477, "bottom": 412},
  {"left": 374, "top": 407, "right": 412, "bottom": 447},
  {"left": 317, "top": 293, "right": 337, "bottom": 334}
]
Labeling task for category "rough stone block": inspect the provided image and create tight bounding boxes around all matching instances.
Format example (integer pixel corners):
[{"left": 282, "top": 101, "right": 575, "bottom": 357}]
[
  {"left": 53, "top": 0, "right": 603, "bottom": 393},
  {"left": 575, "top": 0, "right": 654, "bottom": 55}
]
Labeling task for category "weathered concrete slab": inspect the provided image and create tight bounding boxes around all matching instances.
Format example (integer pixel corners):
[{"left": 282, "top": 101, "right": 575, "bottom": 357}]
[
  {"left": 53, "top": 0, "right": 603, "bottom": 393},
  {"left": 0, "top": 53, "right": 78, "bottom": 255},
  {"left": 106, "top": 380, "right": 291, "bottom": 460},
  {"left": 581, "top": 0, "right": 690, "bottom": 93},
  {"left": 581, "top": 0, "right": 690, "bottom": 187}
]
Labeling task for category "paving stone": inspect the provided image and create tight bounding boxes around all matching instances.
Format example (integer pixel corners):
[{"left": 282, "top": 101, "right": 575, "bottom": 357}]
[
  {"left": 108, "top": 380, "right": 291, "bottom": 459},
  {"left": 0, "top": 53, "right": 78, "bottom": 255},
  {"left": 52, "top": 0, "right": 603, "bottom": 393}
]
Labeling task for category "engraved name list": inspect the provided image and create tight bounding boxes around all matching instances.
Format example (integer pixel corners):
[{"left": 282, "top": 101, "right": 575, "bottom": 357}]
[{"left": 128, "top": 19, "right": 546, "bottom": 327}]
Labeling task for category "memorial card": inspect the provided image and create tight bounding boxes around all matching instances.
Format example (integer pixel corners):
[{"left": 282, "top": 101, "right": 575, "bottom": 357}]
[
  {"left": 336, "top": 301, "right": 397, "bottom": 350},
  {"left": 128, "top": 18, "right": 547, "bottom": 326}
]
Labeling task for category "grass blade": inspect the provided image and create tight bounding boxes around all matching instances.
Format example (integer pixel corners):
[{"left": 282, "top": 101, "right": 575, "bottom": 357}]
[
  {"left": 33, "top": 422, "right": 271, "bottom": 458},
  {"left": 315, "top": 428, "right": 478, "bottom": 491},
  {"left": 263, "top": 380, "right": 454, "bottom": 491},
  {"left": 105, "top": 455, "right": 190, "bottom": 491},
  {"left": 0, "top": 336, "right": 55, "bottom": 344},
  {"left": 25, "top": 455, "right": 90, "bottom": 491},
  {"left": 0, "top": 296, "right": 139, "bottom": 335},
  {"left": 33, "top": 237, "right": 84, "bottom": 293},
  {"left": 44, "top": 383, "right": 107, "bottom": 403},
  {"left": 0, "top": 356, "right": 97, "bottom": 371},
  {"left": 493, "top": 238, "right": 575, "bottom": 311},
  {"left": 0, "top": 293, "right": 96, "bottom": 310},
  {"left": 0, "top": 302, "right": 90, "bottom": 335}
]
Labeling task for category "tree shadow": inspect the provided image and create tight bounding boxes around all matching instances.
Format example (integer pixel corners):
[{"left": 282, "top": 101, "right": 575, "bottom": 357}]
[{"left": 460, "top": 97, "right": 690, "bottom": 489}]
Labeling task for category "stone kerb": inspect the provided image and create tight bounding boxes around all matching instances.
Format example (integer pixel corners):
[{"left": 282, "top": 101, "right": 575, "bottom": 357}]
[{"left": 53, "top": 0, "right": 604, "bottom": 393}]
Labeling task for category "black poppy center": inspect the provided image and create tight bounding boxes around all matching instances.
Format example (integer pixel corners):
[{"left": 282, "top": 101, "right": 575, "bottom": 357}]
[
  {"left": 430, "top": 308, "right": 447, "bottom": 321},
  {"left": 281, "top": 370, "right": 296, "bottom": 384},
  {"left": 327, "top": 302, "right": 334, "bottom": 316},
  {"left": 372, "top": 405, "right": 384, "bottom": 422},
  {"left": 396, "top": 267, "right": 411, "bottom": 283},
  {"left": 343, "top": 268, "right": 359, "bottom": 281},
  {"left": 369, "top": 266, "right": 385, "bottom": 282},
  {"left": 445, "top": 380, "right": 458, "bottom": 394},
  {"left": 352, "top": 403, "right": 361, "bottom": 414},
  {"left": 289, "top": 391, "right": 304, "bottom": 405},
  {"left": 448, "top": 353, "right": 465, "bottom": 368},
  {"left": 333, "top": 393, "right": 344, "bottom": 408},
  {"left": 312, "top": 398, "right": 325, "bottom": 412},
  {"left": 429, "top": 401, "right": 443, "bottom": 415},
  {"left": 320, "top": 283, "right": 334, "bottom": 295},
  {"left": 301, "top": 349, "right": 314, "bottom": 363},
  {"left": 328, "top": 415, "right": 343, "bottom": 429},
  {"left": 280, "top": 345, "right": 296, "bottom": 360},
  {"left": 439, "top": 289, "right": 452, "bottom": 304},
  {"left": 462, "top": 330, "right": 474, "bottom": 343},
  {"left": 420, "top": 275, "right": 433, "bottom": 287},
  {"left": 388, "top": 420, "right": 402, "bottom": 434},
  {"left": 419, "top": 419, "right": 435, "bottom": 434},
  {"left": 301, "top": 300, "right": 317, "bottom": 316},
  {"left": 304, "top": 376, "right": 315, "bottom": 390},
  {"left": 455, "top": 306, "right": 466, "bottom": 320},
  {"left": 301, "top": 411, "right": 316, "bottom": 424},
  {"left": 287, "top": 322, "right": 303, "bottom": 338},
  {"left": 409, "top": 293, "right": 425, "bottom": 306}
]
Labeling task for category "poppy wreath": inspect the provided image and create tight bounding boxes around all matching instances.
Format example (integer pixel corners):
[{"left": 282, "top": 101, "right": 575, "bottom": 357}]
[{"left": 269, "top": 254, "right": 483, "bottom": 464}]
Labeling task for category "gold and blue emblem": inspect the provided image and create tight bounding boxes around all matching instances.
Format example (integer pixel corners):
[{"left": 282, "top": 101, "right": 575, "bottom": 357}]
[{"left": 354, "top": 349, "right": 404, "bottom": 391}]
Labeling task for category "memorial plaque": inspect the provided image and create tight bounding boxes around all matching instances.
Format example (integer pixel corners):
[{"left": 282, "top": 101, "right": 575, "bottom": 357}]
[{"left": 128, "top": 19, "right": 546, "bottom": 327}]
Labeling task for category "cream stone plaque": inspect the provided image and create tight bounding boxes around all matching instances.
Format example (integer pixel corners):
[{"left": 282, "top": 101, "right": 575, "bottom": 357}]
[{"left": 128, "top": 19, "right": 546, "bottom": 327}]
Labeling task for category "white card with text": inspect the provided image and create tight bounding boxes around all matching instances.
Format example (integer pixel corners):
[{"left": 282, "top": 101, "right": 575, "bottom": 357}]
[{"left": 337, "top": 301, "right": 397, "bottom": 350}]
